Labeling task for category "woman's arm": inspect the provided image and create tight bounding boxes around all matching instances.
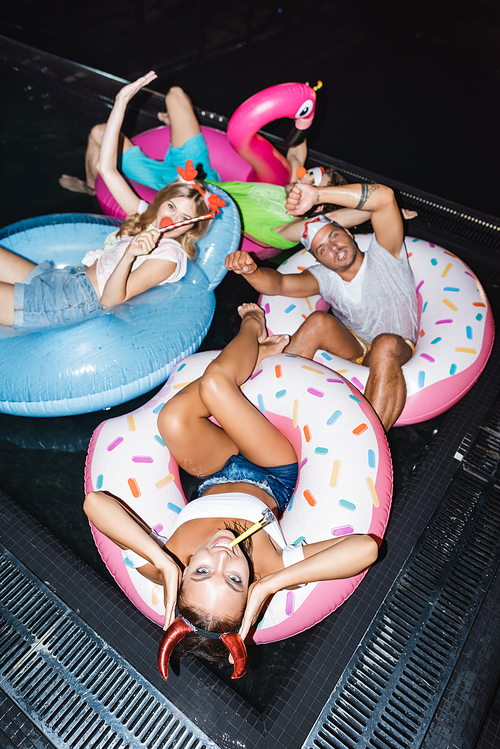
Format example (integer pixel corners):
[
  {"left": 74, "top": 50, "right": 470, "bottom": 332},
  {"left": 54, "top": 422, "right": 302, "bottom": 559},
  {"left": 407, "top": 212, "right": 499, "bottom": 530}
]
[
  {"left": 83, "top": 491, "right": 182, "bottom": 628},
  {"left": 99, "top": 229, "right": 177, "bottom": 307},
  {"left": 238, "top": 534, "right": 379, "bottom": 640},
  {"left": 98, "top": 71, "right": 158, "bottom": 217}
]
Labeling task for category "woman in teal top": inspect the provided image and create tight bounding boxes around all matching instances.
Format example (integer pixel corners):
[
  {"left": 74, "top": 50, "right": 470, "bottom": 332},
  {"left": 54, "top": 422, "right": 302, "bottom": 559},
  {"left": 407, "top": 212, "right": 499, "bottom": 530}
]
[{"left": 62, "top": 71, "right": 372, "bottom": 247}]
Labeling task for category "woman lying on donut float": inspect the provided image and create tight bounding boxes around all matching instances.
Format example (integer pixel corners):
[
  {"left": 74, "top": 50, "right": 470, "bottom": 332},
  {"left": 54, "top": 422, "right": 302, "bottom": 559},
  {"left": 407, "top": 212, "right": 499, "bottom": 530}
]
[{"left": 84, "top": 303, "right": 379, "bottom": 679}]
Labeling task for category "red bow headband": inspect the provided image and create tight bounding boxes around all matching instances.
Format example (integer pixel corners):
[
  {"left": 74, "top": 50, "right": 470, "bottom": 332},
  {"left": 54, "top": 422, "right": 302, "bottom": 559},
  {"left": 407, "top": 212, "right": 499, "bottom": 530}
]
[
  {"left": 176, "top": 161, "right": 226, "bottom": 215},
  {"left": 157, "top": 608, "right": 247, "bottom": 680}
]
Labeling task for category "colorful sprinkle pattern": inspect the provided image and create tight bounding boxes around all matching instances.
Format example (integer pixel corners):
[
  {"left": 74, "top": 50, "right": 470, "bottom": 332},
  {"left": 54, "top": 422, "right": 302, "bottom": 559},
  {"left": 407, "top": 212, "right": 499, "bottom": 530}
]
[{"left": 86, "top": 349, "right": 391, "bottom": 643}]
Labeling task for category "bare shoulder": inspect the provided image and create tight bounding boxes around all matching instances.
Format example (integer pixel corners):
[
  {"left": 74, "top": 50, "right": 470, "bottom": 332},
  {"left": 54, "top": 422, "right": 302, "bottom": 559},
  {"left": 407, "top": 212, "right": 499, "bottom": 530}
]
[{"left": 252, "top": 531, "right": 285, "bottom": 578}]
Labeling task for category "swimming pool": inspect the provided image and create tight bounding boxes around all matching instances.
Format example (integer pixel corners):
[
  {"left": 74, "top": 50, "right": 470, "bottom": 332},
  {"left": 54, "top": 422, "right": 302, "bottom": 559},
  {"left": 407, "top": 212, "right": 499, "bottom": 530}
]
[
  {"left": 0, "top": 42, "right": 444, "bottom": 705},
  {"left": 1, "top": 38, "right": 499, "bottom": 743}
]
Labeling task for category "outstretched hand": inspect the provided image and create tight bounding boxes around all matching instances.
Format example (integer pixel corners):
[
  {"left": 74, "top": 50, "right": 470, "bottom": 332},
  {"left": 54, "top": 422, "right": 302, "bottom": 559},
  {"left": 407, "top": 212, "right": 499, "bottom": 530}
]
[
  {"left": 285, "top": 182, "right": 318, "bottom": 216},
  {"left": 160, "top": 555, "right": 183, "bottom": 630},
  {"left": 225, "top": 250, "right": 258, "bottom": 276},
  {"left": 116, "top": 71, "right": 158, "bottom": 107}
]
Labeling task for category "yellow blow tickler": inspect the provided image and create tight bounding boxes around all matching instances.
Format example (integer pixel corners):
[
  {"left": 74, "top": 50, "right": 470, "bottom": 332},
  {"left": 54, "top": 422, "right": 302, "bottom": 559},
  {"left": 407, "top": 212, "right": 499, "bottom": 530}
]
[{"left": 228, "top": 508, "right": 276, "bottom": 547}]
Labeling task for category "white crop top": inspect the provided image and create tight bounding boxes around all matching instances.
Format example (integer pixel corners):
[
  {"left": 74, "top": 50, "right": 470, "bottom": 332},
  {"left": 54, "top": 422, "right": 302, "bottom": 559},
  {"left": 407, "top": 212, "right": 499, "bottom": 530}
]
[
  {"left": 123, "top": 493, "right": 305, "bottom": 569},
  {"left": 81, "top": 223, "right": 188, "bottom": 297}
]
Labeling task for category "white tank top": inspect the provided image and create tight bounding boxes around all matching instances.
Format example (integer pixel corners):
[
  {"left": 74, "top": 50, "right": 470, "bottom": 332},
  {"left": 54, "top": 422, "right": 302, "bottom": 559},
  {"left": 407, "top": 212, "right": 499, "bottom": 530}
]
[
  {"left": 308, "top": 234, "right": 418, "bottom": 345},
  {"left": 123, "top": 493, "right": 304, "bottom": 569}
]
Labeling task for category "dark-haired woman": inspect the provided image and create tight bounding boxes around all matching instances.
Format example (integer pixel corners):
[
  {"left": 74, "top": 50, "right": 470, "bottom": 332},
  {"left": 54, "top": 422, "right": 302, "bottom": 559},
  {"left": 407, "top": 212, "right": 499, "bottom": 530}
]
[{"left": 84, "top": 303, "right": 378, "bottom": 678}]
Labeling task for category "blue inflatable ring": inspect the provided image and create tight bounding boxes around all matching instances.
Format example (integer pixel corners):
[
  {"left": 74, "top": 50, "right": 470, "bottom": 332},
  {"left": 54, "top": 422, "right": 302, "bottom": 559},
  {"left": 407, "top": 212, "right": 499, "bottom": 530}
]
[{"left": 0, "top": 187, "right": 241, "bottom": 417}]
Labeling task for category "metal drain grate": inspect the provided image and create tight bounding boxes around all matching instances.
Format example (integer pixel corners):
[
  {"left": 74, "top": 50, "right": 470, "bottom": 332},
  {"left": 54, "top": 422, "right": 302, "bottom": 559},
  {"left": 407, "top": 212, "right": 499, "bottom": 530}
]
[
  {"left": 0, "top": 547, "right": 220, "bottom": 749},
  {"left": 304, "top": 417, "right": 500, "bottom": 749}
]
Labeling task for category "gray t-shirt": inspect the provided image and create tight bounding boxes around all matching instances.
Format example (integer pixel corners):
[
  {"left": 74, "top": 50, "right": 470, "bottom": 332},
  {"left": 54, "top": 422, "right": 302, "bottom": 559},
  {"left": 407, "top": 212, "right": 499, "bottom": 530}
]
[{"left": 308, "top": 235, "right": 418, "bottom": 345}]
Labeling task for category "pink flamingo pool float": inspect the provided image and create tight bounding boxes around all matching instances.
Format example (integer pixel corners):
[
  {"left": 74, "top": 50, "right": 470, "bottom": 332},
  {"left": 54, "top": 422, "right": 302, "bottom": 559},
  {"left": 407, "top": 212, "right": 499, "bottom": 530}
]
[{"left": 95, "top": 82, "right": 317, "bottom": 218}]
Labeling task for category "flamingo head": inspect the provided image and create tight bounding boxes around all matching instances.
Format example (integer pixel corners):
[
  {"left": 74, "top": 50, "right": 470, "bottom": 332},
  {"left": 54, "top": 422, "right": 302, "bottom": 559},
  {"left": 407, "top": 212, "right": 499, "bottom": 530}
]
[{"left": 292, "top": 83, "right": 317, "bottom": 130}]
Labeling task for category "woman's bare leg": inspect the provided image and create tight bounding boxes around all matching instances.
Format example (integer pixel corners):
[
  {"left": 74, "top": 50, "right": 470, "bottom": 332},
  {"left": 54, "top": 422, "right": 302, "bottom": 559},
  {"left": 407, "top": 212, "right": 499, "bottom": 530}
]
[
  {"left": 0, "top": 282, "right": 15, "bottom": 326},
  {"left": 157, "top": 94, "right": 170, "bottom": 126},
  {"left": 0, "top": 245, "right": 38, "bottom": 326},
  {"left": 165, "top": 87, "right": 201, "bottom": 148},
  {"left": 59, "top": 124, "right": 133, "bottom": 194},
  {"left": 158, "top": 304, "right": 294, "bottom": 477},
  {"left": 158, "top": 371, "right": 236, "bottom": 477},
  {"left": 0, "top": 245, "right": 36, "bottom": 284}
]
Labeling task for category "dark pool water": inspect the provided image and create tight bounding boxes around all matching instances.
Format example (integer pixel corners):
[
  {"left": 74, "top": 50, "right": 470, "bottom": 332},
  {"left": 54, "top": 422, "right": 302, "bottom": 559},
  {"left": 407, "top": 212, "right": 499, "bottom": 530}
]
[{"left": 3, "top": 0, "right": 500, "bottom": 218}]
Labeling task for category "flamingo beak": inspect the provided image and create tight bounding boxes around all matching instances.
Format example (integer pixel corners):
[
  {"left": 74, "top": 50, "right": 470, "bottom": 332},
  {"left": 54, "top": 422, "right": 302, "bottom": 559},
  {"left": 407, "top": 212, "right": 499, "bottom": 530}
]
[{"left": 294, "top": 112, "right": 315, "bottom": 130}]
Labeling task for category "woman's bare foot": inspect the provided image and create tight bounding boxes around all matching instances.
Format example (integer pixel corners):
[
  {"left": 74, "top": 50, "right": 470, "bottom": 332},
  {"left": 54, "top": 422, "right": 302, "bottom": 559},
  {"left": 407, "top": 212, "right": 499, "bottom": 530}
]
[
  {"left": 157, "top": 112, "right": 171, "bottom": 125},
  {"left": 238, "top": 303, "right": 268, "bottom": 343},
  {"left": 59, "top": 175, "right": 96, "bottom": 195},
  {"left": 238, "top": 303, "right": 289, "bottom": 367},
  {"left": 402, "top": 209, "right": 418, "bottom": 220},
  {"left": 256, "top": 334, "right": 290, "bottom": 368}
]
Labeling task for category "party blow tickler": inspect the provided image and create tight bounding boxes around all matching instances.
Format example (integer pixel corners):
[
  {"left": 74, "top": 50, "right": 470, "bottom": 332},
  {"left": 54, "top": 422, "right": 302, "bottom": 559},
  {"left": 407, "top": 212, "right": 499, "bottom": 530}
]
[
  {"left": 159, "top": 211, "right": 215, "bottom": 233},
  {"left": 228, "top": 507, "right": 276, "bottom": 548}
]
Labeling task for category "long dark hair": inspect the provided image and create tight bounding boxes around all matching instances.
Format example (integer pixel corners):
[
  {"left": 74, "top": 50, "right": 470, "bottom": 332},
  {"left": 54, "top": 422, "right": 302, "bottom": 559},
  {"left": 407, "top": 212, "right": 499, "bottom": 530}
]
[{"left": 175, "top": 523, "right": 255, "bottom": 663}]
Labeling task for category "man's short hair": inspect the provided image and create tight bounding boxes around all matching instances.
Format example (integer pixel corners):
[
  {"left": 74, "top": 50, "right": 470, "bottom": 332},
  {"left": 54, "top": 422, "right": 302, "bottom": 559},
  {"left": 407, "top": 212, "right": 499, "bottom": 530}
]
[{"left": 302, "top": 166, "right": 348, "bottom": 218}]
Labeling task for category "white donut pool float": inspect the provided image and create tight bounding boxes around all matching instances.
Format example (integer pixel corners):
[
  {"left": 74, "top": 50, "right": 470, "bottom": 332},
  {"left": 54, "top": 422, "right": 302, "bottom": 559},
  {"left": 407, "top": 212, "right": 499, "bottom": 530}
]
[
  {"left": 261, "top": 235, "right": 494, "bottom": 426},
  {"left": 85, "top": 349, "right": 393, "bottom": 644}
]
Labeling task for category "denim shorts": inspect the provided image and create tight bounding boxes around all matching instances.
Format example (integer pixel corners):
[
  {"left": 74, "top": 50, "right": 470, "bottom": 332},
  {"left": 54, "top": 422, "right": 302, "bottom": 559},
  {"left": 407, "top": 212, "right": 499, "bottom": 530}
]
[
  {"left": 14, "top": 261, "right": 101, "bottom": 328},
  {"left": 197, "top": 454, "right": 299, "bottom": 515}
]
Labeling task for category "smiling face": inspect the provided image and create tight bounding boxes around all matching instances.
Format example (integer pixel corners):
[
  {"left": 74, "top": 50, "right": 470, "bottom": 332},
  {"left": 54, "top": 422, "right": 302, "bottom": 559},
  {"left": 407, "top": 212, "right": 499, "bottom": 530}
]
[
  {"left": 180, "top": 530, "right": 251, "bottom": 619},
  {"left": 309, "top": 224, "right": 362, "bottom": 277},
  {"left": 154, "top": 196, "right": 198, "bottom": 238}
]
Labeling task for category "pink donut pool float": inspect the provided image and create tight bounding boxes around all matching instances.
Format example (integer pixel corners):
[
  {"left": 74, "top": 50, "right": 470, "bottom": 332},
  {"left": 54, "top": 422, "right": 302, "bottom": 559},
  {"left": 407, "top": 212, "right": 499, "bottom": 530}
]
[
  {"left": 261, "top": 235, "right": 495, "bottom": 426},
  {"left": 85, "top": 349, "right": 392, "bottom": 644}
]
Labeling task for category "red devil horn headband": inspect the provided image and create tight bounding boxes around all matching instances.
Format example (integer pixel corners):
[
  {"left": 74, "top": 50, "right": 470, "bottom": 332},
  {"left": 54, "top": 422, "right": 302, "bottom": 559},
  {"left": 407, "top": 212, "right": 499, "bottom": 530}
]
[
  {"left": 157, "top": 612, "right": 247, "bottom": 680},
  {"left": 157, "top": 617, "right": 192, "bottom": 680},
  {"left": 220, "top": 632, "right": 247, "bottom": 679}
]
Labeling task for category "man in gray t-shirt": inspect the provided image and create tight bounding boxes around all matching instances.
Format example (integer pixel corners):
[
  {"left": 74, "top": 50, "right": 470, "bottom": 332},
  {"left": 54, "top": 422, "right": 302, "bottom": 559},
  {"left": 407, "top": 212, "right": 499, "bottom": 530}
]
[{"left": 225, "top": 180, "right": 417, "bottom": 431}]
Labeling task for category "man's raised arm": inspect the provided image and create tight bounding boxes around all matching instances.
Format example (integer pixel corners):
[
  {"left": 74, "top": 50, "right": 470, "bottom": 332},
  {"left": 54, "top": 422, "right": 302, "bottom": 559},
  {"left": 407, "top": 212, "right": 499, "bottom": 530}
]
[
  {"left": 286, "top": 182, "right": 404, "bottom": 258},
  {"left": 225, "top": 250, "right": 320, "bottom": 298}
]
